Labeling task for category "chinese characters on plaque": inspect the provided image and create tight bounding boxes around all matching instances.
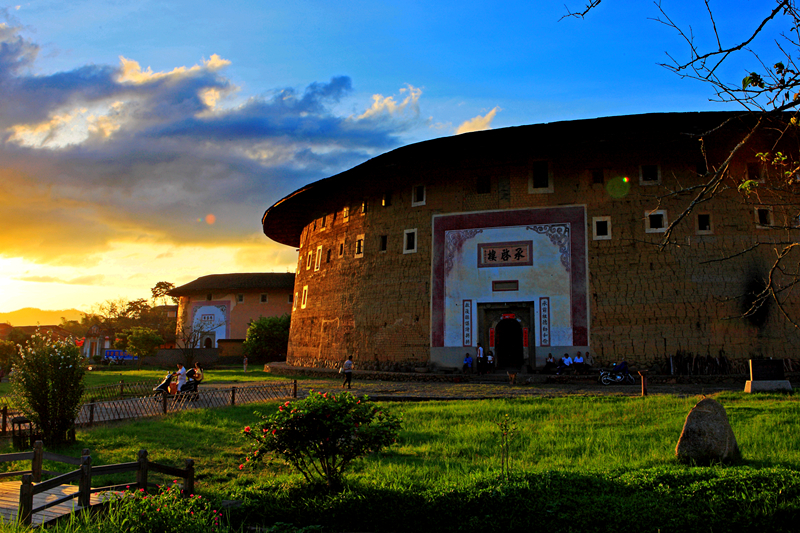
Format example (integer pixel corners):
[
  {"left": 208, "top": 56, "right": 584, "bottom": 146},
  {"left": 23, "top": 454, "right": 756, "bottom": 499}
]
[
  {"left": 462, "top": 300, "right": 472, "bottom": 347},
  {"left": 478, "top": 241, "right": 533, "bottom": 268},
  {"left": 539, "top": 297, "right": 550, "bottom": 347}
]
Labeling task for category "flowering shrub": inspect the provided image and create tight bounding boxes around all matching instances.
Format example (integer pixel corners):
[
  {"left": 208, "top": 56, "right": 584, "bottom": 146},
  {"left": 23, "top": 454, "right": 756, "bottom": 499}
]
[
  {"left": 242, "top": 391, "right": 401, "bottom": 488},
  {"left": 10, "top": 331, "right": 84, "bottom": 446},
  {"left": 92, "top": 484, "right": 225, "bottom": 533}
]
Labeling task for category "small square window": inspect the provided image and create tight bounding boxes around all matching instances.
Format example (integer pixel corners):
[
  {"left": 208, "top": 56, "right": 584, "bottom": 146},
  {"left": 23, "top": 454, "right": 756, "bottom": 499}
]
[
  {"left": 591, "top": 168, "right": 605, "bottom": 185},
  {"left": 382, "top": 192, "right": 392, "bottom": 207},
  {"left": 260, "top": 294, "right": 268, "bottom": 303},
  {"left": 755, "top": 207, "right": 773, "bottom": 228},
  {"left": 306, "top": 250, "right": 313, "bottom": 270},
  {"left": 314, "top": 245, "right": 322, "bottom": 271},
  {"left": 640, "top": 164, "right": 661, "bottom": 185},
  {"left": 412, "top": 185, "right": 426, "bottom": 206},
  {"left": 379, "top": 235, "right": 388, "bottom": 252},
  {"left": 237, "top": 294, "right": 244, "bottom": 303},
  {"left": 403, "top": 229, "right": 417, "bottom": 254},
  {"left": 592, "top": 216, "right": 612, "bottom": 240},
  {"left": 696, "top": 213, "right": 713, "bottom": 235},
  {"left": 528, "top": 161, "right": 553, "bottom": 193},
  {"left": 477, "top": 176, "right": 491, "bottom": 194},
  {"left": 355, "top": 234, "right": 365, "bottom": 258},
  {"left": 301, "top": 286, "right": 308, "bottom": 309},
  {"left": 645, "top": 210, "right": 668, "bottom": 233}
]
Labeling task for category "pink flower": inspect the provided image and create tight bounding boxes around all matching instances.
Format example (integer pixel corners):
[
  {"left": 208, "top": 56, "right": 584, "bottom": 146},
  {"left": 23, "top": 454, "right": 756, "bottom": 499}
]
[
  {"left": 239, "top": 464, "right": 244, "bottom": 470},
  {"left": 244, "top": 426, "right": 251, "bottom": 432}
]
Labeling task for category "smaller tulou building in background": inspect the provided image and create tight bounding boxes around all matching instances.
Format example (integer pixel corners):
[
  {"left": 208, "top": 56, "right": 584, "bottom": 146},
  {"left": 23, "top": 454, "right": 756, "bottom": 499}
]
[{"left": 169, "top": 273, "right": 295, "bottom": 350}]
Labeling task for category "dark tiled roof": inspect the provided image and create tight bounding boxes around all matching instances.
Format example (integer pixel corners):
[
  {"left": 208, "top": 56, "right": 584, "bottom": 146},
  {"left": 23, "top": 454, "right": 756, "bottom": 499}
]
[
  {"left": 169, "top": 273, "right": 296, "bottom": 295},
  {"left": 262, "top": 111, "right": 785, "bottom": 247}
]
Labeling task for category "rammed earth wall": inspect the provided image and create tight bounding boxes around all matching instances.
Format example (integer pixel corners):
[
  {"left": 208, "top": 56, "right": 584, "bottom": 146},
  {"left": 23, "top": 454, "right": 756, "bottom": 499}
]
[{"left": 268, "top": 113, "right": 800, "bottom": 371}]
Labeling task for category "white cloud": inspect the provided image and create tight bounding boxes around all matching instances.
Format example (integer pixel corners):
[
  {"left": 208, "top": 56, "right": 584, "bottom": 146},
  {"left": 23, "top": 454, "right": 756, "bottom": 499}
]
[
  {"left": 456, "top": 106, "right": 501, "bottom": 134},
  {"left": 356, "top": 84, "right": 422, "bottom": 120}
]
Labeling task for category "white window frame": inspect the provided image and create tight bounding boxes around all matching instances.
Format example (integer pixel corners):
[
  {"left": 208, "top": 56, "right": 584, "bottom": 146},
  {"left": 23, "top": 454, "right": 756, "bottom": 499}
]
[
  {"left": 639, "top": 164, "right": 661, "bottom": 186},
  {"left": 301, "top": 286, "right": 308, "bottom": 309},
  {"left": 314, "top": 245, "right": 322, "bottom": 271},
  {"left": 412, "top": 185, "right": 426, "bottom": 207},
  {"left": 306, "top": 250, "right": 313, "bottom": 270},
  {"left": 403, "top": 228, "right": 418, "bottom": 254},
  {"left": 695, "top": 212, "right": 714, "bottom": 235},
  {"left": 592, "top": 216, "right": 612, "bottom": 240},
  {"left": 527, "top": 160, "right": 554, "bottom": 194},
  {"left": 355, "top": 234, "right": 365, "bottom": 258},
  {"left": 645, "top": 209, "right": 668, "bottom": 233},
  {"left": 755, "top": 206, "right": 774, "bottom": 228}
]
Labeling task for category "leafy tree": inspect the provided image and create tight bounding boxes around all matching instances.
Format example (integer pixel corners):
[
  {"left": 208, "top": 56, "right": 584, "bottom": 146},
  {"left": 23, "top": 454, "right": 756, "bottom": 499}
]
[
  {"left": 0, "top": 340, "right": 16, "bottom": 374},
  {"left": 242, "top": 314, "right": 290, "bottom": 362},
  {"left": 11, "top": 332, "right": 84, "bottom": 446},
  {"left": 566, "top": 0, "right": 800, "bottom": 326},
  {"left": 241, "top": 391, "right": 401, "bottom": 489},
  {"left": 121, "top": 327, "right": 164, "bottom": 370},
  {"left": 151, "top": 281, "right": 179, "bottom": 306}
]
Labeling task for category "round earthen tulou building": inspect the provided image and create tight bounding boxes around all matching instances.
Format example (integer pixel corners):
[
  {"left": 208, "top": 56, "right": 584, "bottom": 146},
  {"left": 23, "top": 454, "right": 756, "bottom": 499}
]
[{"left": 262, "top": 112, "right": 800, "bottom": 372}]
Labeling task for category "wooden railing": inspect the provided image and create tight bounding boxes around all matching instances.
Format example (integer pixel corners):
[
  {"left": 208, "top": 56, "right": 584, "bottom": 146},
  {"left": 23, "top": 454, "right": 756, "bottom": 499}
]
[{"left": 2, "top": 441, "right": 195, "bottom": 526}]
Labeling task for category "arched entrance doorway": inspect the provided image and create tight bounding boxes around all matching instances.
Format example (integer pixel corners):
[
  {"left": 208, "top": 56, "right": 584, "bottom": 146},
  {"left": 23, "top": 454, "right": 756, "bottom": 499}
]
[{"left": 495, "top": 318, "right": 524, "bottom": 369}]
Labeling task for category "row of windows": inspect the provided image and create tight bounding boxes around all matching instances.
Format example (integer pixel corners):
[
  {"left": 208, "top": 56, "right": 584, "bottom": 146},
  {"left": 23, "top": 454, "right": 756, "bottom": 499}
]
[
  {"left": 592, "top": 207, "right": 779, "bottom": 240},
  {"left": 304, "top": 229, "right": 419, "bottom": 271},
  {"left": 307, "top": 160, "right": 771, "bottom": 240},
  {"left": 203, "top": 293, "right": 292, "bottom": 304}
]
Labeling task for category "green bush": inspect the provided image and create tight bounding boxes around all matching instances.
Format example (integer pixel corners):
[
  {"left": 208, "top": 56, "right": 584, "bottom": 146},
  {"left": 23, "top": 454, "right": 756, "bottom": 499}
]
[
  {"left": 77, "top": 485, "right": 226, "bottom": 533},
  {"left": 242, "top": 391, "right": 402, "bottom": 489},
  {"left": 242, "top": 314, "right": 290, "bottom": 362},
  {"left": 11, "top": 332, "right": 84, "bottom": 446}
]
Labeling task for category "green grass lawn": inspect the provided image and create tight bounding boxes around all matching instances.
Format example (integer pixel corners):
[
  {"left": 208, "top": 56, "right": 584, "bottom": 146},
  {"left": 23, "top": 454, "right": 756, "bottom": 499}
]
[{"left": 0, "top": 390, "right": 798, "bottom": 532}]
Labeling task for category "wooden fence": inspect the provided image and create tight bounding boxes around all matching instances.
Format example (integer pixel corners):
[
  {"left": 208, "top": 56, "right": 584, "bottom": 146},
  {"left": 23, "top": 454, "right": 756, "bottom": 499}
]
[{"left": 0, "top": 440, "right": 194, "bottom": 526}]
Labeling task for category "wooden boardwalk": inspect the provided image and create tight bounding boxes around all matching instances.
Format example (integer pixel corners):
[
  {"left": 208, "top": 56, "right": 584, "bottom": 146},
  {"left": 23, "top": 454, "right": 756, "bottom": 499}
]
[{"left": 0, "top": 481, "right": 110, "bottom": 527}]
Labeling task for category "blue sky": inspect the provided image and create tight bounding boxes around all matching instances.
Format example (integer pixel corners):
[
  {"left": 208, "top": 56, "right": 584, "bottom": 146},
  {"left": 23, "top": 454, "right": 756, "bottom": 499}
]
[{"left": 0, "top": 0, "right": 788, "bottom": 313}]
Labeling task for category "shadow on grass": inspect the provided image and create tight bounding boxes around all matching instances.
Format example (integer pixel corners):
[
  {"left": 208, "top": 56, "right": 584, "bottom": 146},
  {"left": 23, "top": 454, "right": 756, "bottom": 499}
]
[{"left": 228, "top": 466, "right": 800, "bottom": 533}]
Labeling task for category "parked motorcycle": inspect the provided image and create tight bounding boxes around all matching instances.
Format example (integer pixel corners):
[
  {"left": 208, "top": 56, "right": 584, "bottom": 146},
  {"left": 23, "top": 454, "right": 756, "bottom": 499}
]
[{"left": 599, "top": 365, "right": 635, "bottom": 385}]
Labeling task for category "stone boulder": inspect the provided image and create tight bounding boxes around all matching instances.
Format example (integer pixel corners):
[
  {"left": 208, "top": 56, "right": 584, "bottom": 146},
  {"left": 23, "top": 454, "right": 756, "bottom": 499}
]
[{"left": 675, "top": 397, "right": 741, "bottom": 465}]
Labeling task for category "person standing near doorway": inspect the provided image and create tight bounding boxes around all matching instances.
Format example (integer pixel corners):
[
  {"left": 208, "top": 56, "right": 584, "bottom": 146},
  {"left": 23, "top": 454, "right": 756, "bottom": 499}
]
[{"left": 342, "top": 355, "right": 354, "bottom": 389}]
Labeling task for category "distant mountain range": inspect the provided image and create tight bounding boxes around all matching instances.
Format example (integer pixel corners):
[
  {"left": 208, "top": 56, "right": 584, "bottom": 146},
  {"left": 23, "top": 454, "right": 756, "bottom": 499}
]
[{"left": 0, "top": 307, "right": 86, "bottom": 327}]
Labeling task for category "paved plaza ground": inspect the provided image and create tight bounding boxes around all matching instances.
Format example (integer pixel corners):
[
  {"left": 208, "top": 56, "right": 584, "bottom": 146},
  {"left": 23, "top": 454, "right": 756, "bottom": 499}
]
[{"left": 262, "top": 363, "right": 794, "bottom": 401}]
